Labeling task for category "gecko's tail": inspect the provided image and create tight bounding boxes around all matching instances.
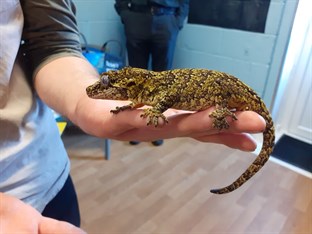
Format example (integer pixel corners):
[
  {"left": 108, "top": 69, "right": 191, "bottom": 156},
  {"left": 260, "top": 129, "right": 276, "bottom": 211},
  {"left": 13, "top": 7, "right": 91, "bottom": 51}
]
[{"left": 210, "top": 120, "right": 275, "bottom": 194}]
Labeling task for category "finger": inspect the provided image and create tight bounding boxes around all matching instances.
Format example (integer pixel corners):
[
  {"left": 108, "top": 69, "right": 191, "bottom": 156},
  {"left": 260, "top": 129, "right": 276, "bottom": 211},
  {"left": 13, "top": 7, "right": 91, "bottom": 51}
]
[
  {"left": 111, "top": 109, "right": 267, "bottom": 141},
  {"left": 39, "top": 217, "right": 86, "bottom": 234},
  {"left": 0, "top": 193, "right": 41, "bottom": 234},
  {"left": 193, "top": 132, "right": 258, "bottom": 151},
  {"left": 226, "top": 111, "right": 266, "bottom": 133},
  {"left": 170, "top": 109, "right": 266, "bottom": 136}
]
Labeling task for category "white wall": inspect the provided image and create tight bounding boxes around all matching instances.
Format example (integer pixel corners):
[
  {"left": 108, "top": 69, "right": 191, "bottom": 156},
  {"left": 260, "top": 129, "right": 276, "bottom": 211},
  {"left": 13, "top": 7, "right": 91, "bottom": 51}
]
[
  {"left": 174, "top": 0, "right": 298, "bottom": 107},
  {"left": 74, "top": 0, "right": 124, "bottom": 47}
]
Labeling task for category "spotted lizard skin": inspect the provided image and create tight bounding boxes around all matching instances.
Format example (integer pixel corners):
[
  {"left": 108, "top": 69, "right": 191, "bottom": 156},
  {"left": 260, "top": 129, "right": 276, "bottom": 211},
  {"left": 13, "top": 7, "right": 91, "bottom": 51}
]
[{"left": 86, "top": 67, "right": 275, "bottom": 194}]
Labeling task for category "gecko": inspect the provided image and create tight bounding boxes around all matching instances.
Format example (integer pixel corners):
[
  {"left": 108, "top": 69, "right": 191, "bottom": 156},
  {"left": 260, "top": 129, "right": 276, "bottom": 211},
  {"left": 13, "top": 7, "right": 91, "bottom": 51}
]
[{"left": 86, "top": 67, "right": 275, "bottom": 194}]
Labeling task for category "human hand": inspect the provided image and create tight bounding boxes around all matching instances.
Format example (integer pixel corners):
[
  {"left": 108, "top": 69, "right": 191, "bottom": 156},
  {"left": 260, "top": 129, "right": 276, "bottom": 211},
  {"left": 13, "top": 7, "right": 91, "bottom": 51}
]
[
  {"left": 0, "top": 193, "right": 86, "bottom": 234},
  {"left": 34, "top": 57, "right": 265, "bottom": 152},
  {"left": 74, "top": 96, "right": 265, "bottom": 152}
]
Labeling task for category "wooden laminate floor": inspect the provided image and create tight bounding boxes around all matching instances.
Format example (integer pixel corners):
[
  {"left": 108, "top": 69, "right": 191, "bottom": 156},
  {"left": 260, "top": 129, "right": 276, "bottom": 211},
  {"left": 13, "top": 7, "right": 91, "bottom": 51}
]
[{"left": 63, "top": 129, "right": 312, "bottom": 234}]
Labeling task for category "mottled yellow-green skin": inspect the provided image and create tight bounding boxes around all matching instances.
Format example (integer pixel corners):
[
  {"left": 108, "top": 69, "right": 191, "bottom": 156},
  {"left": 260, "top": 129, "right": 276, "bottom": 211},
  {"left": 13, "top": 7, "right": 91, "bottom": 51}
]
[{"left": 86, "top": 67, "right": 275, "bottom": 194}]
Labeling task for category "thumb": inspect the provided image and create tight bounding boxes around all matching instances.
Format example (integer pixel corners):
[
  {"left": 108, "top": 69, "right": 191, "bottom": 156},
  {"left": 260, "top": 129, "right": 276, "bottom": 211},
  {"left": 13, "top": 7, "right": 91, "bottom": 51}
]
[{"left": 39, "top": 217, "right": 87, "bottom": 234}]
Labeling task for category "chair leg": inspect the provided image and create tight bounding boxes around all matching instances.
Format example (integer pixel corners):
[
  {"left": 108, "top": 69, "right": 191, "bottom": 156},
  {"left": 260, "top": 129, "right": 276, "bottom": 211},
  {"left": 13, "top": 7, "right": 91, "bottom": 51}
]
[{"left": 104, "top": 139, "right": 111, "bottom": 160}]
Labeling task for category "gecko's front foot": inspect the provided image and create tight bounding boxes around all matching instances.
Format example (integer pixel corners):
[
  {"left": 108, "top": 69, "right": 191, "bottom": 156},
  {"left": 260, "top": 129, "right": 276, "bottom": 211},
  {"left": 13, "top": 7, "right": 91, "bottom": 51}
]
[
  {"left": 209, "top": 107, "right": 237, "bottom": 130},
  {"left": 140, "top": 108, "right": 168, "bottom": 127}
]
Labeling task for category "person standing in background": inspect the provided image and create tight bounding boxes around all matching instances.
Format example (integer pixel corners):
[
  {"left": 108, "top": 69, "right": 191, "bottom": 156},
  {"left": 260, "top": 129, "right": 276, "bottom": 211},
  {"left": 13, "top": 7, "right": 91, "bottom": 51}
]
[{"left": 115, "top": 0, "right": 189, "bottom": 146}]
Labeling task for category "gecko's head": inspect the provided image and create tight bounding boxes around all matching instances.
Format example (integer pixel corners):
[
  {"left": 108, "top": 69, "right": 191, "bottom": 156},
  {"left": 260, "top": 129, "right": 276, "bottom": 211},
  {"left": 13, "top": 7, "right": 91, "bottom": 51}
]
[
  {"left": 86, "top": 70, "right": 129, "bottom": 100},
  {"left": 86, "top": 67, "right": 150, "bottom": 100},
  {"left": 103, "top": 67, "right": 149, "bottom": 89}
]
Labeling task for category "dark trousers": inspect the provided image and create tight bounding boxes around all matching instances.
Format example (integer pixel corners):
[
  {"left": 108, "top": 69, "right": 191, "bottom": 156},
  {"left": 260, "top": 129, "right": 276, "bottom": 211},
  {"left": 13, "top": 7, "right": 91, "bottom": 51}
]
[
  {"left": 122, "top": 10, "right": 180, "bottom": 71},
  {"left": 42, "top": 176, "right": 81, "bottom": 227}
]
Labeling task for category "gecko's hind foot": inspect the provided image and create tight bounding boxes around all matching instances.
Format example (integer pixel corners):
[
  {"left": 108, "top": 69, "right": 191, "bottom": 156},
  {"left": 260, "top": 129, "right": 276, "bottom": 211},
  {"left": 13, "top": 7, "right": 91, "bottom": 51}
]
[{"left": 209, "top": 107, "right": 237, "bottom": 130}]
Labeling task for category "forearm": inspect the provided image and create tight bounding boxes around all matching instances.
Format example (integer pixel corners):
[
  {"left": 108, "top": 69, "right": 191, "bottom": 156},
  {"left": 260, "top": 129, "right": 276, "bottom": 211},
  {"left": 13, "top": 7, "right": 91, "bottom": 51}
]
[
  {"left": 34, "top": 56, "right": 97, "bottom": 122},
  {"left": 34, "top": 56, "right": 140, "bottom": 138}
]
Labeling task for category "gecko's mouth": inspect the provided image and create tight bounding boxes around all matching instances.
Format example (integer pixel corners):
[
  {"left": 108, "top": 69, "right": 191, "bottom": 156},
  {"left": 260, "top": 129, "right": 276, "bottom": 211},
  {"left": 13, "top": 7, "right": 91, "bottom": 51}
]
[{"left": 86, "top": 80, "right": 128, "bottom": 100}]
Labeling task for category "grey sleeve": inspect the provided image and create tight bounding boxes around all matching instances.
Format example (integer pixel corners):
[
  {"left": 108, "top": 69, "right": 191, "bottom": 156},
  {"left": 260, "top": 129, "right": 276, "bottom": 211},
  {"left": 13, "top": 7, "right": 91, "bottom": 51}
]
[{"left": 20, "top": 0, "right": 84, "bottom": 79}]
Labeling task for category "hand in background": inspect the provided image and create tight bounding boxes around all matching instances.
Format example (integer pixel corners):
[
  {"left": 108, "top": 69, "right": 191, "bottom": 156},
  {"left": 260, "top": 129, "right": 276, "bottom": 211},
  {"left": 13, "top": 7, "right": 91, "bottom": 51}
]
[{"left": 0, "top": 193, "right": 86, "bottom": 234}]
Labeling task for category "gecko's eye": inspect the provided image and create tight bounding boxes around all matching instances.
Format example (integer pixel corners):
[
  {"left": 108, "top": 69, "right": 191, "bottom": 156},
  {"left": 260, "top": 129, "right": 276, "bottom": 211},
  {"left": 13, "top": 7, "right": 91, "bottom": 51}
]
[{"left": 100, "top": 75, "right": 110, "bottom": 87}]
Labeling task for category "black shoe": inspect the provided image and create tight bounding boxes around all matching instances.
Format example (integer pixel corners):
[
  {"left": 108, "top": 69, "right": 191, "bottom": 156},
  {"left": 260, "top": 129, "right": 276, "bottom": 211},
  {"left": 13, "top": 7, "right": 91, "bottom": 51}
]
[
  {"left": 151, "top": 140, "right": 164, "bottom": 146},
  {"left": 129, "top": 141, "right": 140, "bottom": 145}
]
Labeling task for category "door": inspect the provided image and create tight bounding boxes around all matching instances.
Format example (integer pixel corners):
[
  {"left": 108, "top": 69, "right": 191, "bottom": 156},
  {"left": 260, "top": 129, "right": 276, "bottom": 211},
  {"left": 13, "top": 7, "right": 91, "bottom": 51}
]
[{"left": 273, "top": 0, "right": 312, "bottom": 144}]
